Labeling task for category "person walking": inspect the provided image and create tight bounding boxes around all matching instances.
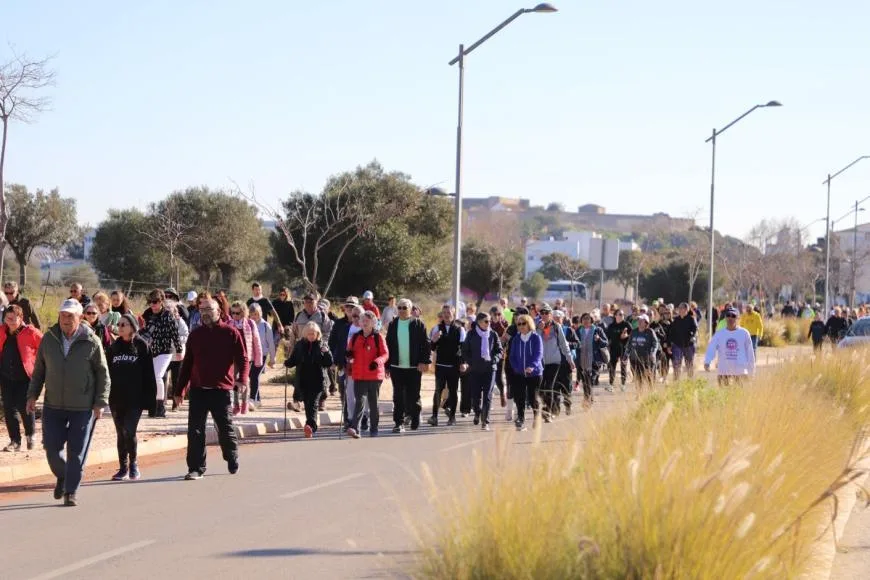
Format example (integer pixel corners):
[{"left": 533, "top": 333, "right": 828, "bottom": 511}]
[
  {"left": 704, "top": 306, "right": 756, "bottom": 385},
  {"left": 83, "top": 303, "right": 113, "bottom": 354},
  {"left": 92, "top": 292, "right": 121, "bottom": 335},
  {"left": 246, "top": 282, "right": 275, "bottom": 324},
  {"left": 385, "top": 298, "right": 431, "bottom": 432},
  {"left": 328, "top": 297, "right": 358, "bottom": 427},
  {"left": 490, "top": 306, "right": 510, "bottom": 410},
  {"left": 284, "top": 322, "right": 333, "bottom": 438},
  {"left": 809, "top": 312, "right": 826, "bottom": 352},
  {"left": 346, "top": 311, "right": 389, "bottom": 439},
  {"left": 163, "top": 288, "right": 190, "bottom": 326},
  {"left": 576, "top": 312, "right": 608, "bottom": 406},
  {"left": 507, "top": 314, "right": 543, "bottom": 431},
  {"left": 249, "top": 303, "right": 275, "bottom": 404},
  {"left": 174, "top": 298, "right": 248, "bottom": 480},
  {"left": 107, "top": 313, "right": 156, "bottom": 481},
  {"left": 141, "top": 289, "right": 181, "bottom": 418},
  {"left": 3, "top": 281, "right": 40, "bottom": 329},
  {"left": 229, "top": 301, "right": 262, "bottom": 415},
  {"left": 739, "top": 303, "right": 764, "bottom": 354},
  {"left": 669, "top": 302, "right": 698, "bottom": 380},
  {"left": 428, "top": 304, "right": 466, "bottom": 427},
  {"left": 536, "top": 303, "right": 573, "bottom": 423},
  {"left": 605, "top": 309, "right": 632, "bottom": 391},
  {"left": 380, "top": 296, "right": 398, "bottom": 330},
  {"left": 271, "top": 287, "right": 295, "bottom": 342},
  {"left": 110, "top": 290, "right": 133, "bottom": 316},
  {"left": 68, "top": 283, "right": 91, "bottom": 308},
  {"left": 165, "top": 300, "right": 189, "bottom": 411},
  {"left": 626, "top": 314, "right": 659, "bottom": 391},
  {"left": 362, "top": 291, "right": 381, "bottom": 319},
  {"left": 0, "top": 305, "right": 42, "bottom": 452},
  {"left": 26, "top": 299, "right": 110, "bottom": 506},
  {"left": 460, "top": 312, "right": 504, "bottom": 431}
]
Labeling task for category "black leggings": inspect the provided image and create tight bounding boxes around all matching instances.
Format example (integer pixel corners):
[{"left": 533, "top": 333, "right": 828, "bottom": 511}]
[
  {"left": 510, "top": 373, "right": 542, "bottom": 425},
  {"left": 164, "top": 361, "right": 181, "bottom": 399},
  {"left": 111, "top": 405, "right": 142, "bottom": 467}
]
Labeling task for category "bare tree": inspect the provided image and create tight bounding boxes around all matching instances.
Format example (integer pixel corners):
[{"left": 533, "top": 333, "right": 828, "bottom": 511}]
[
  {"left": 139, "top": 199, "right": 198, "bottom": 289},
  {"left": 0, "top": 49, "right": 55, "bottom": 279},
  {"left": 679, "top": 231, "right": 709, "bottom": 303},
  {"left": 555, "top": 254, "right": 590, "bottom": 311}
]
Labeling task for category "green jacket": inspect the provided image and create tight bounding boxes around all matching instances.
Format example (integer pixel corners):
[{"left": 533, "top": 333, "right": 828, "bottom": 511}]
[{"left": 28, "top": 324, "right": 111, "bottom": 411}]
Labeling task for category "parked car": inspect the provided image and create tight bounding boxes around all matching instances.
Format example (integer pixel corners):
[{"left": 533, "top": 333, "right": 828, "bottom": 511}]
[
  {"left": 838, "top": 317, "right": 870, "bottom": 348},
  {"left": 542, "top": 280, "right": 587, "bottom": 303}
]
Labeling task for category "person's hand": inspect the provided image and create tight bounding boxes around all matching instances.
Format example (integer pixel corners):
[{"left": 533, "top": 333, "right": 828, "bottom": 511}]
[
  {"left": 368, "top": 361, "right": 378, "bottom": 371},
  {"left": 524, "top": 367, "right": 533, "bottom": 376},
  {"left": 432, "top": 331, "right": 442, "bottom": 343},
  {"left": 321, "top": 345, "right": 330, "bottom": 354},
  {"left": 26, "top": 398, "right": 36, "bottom": 414},
  {"left": 417, "top": 363, "right": 429, "bottom": 373},
  {"left": 704, "top": 364, "right": 710, "bottom": 372},
  {"left": 174, "top": 396, "right": 183, "bottom": 409},
  {"left": 93, "top": 405, "right": 103, "bottom": 420},
  {"left": 460, "top": 363, "right": 469, "bottom": 373}
]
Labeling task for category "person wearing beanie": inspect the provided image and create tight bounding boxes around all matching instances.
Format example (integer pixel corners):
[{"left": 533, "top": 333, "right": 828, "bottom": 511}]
[{"left": 107, "top": 313, "right": 156, "bottom": 481}]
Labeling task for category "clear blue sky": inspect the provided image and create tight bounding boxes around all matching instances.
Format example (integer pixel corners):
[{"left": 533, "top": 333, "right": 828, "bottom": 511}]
[{"left": 4, "top": 0, "right": 869, "bottom": 242}]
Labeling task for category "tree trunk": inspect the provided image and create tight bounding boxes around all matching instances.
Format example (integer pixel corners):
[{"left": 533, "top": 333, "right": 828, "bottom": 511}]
[
  {"left": 198, "top": 268, "right": 211, "bottom": 288},
  {"left": 18, "top": 257, "right": 26, "bottom": 287}
]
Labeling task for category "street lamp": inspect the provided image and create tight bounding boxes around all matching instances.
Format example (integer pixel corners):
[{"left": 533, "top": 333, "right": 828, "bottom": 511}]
[
  {"left": 823, "top": 156, "right": 870, "bottom": 315},
  {"left": 704, "top": 101, "right": 781, "bottom": 335},
  {"left": 448, "top": 4, "right": 558, "bottom": 309}
]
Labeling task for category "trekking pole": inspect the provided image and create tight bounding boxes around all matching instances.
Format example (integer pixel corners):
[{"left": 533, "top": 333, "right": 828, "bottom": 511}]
[
  {"left": 338, "top": 373, "right": 344, "bottom": 441},
  {"left": 283, "top": 367, "right": 288, "bottom": 439}
]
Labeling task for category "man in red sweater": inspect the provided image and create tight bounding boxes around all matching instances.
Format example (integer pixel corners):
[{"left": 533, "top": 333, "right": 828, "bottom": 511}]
[{"left": 175, "top": 299, "right": 249, "bottom": 480}]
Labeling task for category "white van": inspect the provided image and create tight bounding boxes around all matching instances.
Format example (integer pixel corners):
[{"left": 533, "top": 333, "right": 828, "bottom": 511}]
[{"left": 542, "top": 280, "right": 587, "bottom": 302}]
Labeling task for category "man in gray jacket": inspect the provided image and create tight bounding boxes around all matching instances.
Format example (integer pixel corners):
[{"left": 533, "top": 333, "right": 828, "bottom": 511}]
[
  {"left": 536, "top": 303, "right": 574, "bottom": 422},
  {"left": 27, "top": 299, "right": 110, "bottom": 506}
]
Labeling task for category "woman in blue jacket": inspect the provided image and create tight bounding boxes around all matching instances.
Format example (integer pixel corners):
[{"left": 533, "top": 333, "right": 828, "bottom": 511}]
[{"left": 508, "top": 314, "right": 543, "bottom": 431}]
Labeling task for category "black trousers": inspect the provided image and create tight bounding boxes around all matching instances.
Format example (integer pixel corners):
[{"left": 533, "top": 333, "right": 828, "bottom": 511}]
[
  {"left": 557, "top": 360, "right": 573, "bottom": 409},
  {"left": 164, "top": 361, "right": 182, "bottom": 399},
  {"left": 630, "top": 357, "right": 655, "bottom": 388},
  {"left": 1, "top": 379, "right": 34, "bottom": 444},
  {"left": 302, "top": 389, "right": 320, "bottom": 432},
  {"left": 350, "top": 380, "right": 381, "bottom": 433},
  {"left": 469, "top": 370, "right": 496, "bottom": 420},
  {"left": 110, "top": 404, "right": 142, "bottom": 467},
  {"left": 579, "top": 368, "right": 594, "bottom": 401},
  {"left": 494, "top": 358, "right": 505, "bottom": 394},
  {"left": 511, "top": 374, "right": 542, "bottom": 425},
  {"left": 186, "top": 388, "right": 237, "bottom": 474},
  {"left": 459, "top": 372, "right": 471, "bottom": 415},
  {"left": 432, "top": 365, "right": 460, "bottom": 419},
  {"left": 391, "top": 367, "right": 422, "bottom": 428},
  {"left": 608, "top": 347, "right": 628, "bottom": 385},
  {"left": 540, "top": 363, "right": 561, "bottom": 417}
]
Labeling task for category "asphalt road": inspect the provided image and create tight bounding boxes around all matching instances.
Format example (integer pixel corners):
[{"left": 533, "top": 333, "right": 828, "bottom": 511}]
[{"left": 0, "top": 391, "right": 635, "bottom": 580}]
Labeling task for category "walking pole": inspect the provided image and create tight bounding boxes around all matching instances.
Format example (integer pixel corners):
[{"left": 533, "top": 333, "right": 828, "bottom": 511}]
[
  {"left": 283, "top": 367, "right": 288, "bottom": 439},
  {"left": 338, "top": 373, "right": 344, "bottom": 441}
]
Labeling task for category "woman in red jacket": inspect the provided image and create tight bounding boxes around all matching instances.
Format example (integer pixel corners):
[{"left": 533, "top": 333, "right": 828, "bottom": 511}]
[
  {"left": 0, "top": 305, "right": 43, "bottom": 452},
  {"left": 345, "top": 310, "right": 388, "bottom": 439}
]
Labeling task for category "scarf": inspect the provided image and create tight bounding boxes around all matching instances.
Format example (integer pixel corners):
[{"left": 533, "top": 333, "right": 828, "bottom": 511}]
[
  {"left": 475, "top": 325, "right": 491, "bottom": 361},
  {"left": 579, "top": 326, "right": 595, "bottom": 371},
  {"left": 520, "top": 331, "right": 532, "bottom": 343}
]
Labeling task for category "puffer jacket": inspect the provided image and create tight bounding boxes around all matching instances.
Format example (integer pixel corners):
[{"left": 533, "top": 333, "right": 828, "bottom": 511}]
[
  {"left": 284, "top": 338, "right": 333, "bottom": 398},
  {"left": 346, "top": 330, "right": 389, "bottom": 381},
  {"left": 0, "top": 324, "right": 43, "bottom": 377}
]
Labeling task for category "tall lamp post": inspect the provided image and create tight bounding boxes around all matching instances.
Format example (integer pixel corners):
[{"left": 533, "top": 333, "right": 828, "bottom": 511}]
[
  {"left": 823, "top": 156, "right": 870, "bottom": 315},
  {"left": 704, "top": 101, "right": 782, "bottom": 335},
  {"left": 448, "top": 3, "right": 558, "bottom": 309}
]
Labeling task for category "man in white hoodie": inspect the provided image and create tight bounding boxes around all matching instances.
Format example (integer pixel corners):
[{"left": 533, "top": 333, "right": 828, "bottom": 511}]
[{"left": 704, "top": 306, "right": 755, "bottom": 385}]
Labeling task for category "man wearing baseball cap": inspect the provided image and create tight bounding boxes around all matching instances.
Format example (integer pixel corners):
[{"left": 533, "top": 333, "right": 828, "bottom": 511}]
[
  {"left": 704, "top": 306, "right": 755, "bottom": 385},
  {"left": 27, "top": 299, "right": 111, "bottom": 506},
  {"left": 361, "top": 291, "right": 381, "bottom": 319}
]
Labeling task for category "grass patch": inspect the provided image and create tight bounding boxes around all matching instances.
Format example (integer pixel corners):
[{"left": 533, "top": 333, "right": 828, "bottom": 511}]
[{"left": 418, "top": 350, "right": 870, "bottom": 579}]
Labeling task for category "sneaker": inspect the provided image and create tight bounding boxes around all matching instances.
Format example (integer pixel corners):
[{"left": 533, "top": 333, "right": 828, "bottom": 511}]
[
  {"left": 2, "top": 441, "right": 20, "bottom": 452},
  {"left": 185, "top": 471, "right": 203, "bottom": 481},
  {"left": 461, "top": 412, "right": 468, "bottom": 418},
  {"left": 246, "top": 401, "right": 256, "bottom": 412},
  {"left": 111, "top": 468, "right": 129, "bottom": 481},
  {"left": 515, "top": 422, "right": 527, "bottom": 432},
  {"left": 26, "top": 436, "right": 35, "bottom": 450},
  {"left": 346, "top": 428, "right": 360, "bottom": 439},
  {"left": 410, "top": 423, "right": 419, "bottom": 431},
  {"left": 63, "top": 493, "right": 77, "bottom": 507},
  {"left": 565, "top": 406, "right": 572, "bottom": 416},
  {"left": 392, "top": 425, "right": 404, "bottom": 434},
  {"left": 620, "top": 384, "right": 626, "bottom": 393},
  {"left": 53, "top": 478, "right": 65, "bottom": 500},
  {"left": 544, "top": 415, "right": 553, "bottom": 424},
  {"left": 473, "top": 414, "right": 480, "bottom": 426},
  {"left": 360, "top": 416, "right": 369, "bottom": 432},
  {"left": 369, "top": 430, "right": 379, "bottom": 438},
  {"left": 304, "top": 425, "right": 314, "bottom": 439},
  {"left": 228, "top": 459, "right": 239, "bottom": 475},
  {"left": 482, "top": 423, "right": 490, "bottom": 431},
  {"left": 605, "top": 385, "right": 614, "bottom": 393},
  {"left": 129, "top": 464, "right": 141, "bottom": 481},
  {"left": 240, "top": 402, "right": 248, "bottom": 415},
  {"left": 427, "top": 416, "right": 438, "bottom": 427},
  {"left": 446, "top": 417, "right": 456, "bottom": 426},
  {"left": 232, "top": 403, "right": 241, "bottom": 416}
]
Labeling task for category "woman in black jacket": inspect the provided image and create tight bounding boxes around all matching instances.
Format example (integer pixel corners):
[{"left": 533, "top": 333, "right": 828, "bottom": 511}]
[
  {"left": 605, "top": 309, "right": 632, "bottom": 390},
  {"left": 284, "top": 321, "right": 334, "bottom": 439},
  {"left": 141, "top": 289, "right": 181, "bottom": 418},
  {"left": 108, "top": 313, "right": 157, "bottom": 481},
  {"left": 460, "top": 312, "right": 504, "bottom": 431}
]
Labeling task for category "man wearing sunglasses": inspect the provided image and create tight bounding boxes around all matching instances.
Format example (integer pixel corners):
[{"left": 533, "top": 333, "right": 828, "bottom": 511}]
[
  {"left": 704, "top": 306, "right": 755, "bottom": 386},
  {"left": 3, "top": 282, "right": 40, "bottom": 329},
  {"left": 385, "top": 298, "right": 431, "bottom": 432}
]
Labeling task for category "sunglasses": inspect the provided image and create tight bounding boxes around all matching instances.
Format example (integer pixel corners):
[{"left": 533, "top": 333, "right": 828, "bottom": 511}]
[
  {"left": 517, "top": 322, "right": 529, "bottom": 327},
  {"left": 118, "top": 322, "right": 130, "bottom": 328},
  {"left": 726, "top": 314, "right": 738, "bottom": 319},
  {"left": 85, "top": 311, "right": 98, "bottom": 316},
  {"left": 231, "top": 311, "right": 244, "bottom": 316},
  {"left": 149, "top": 299, "right": 161, "bottom": 304},
  {"left": 397, "top": 306, "right": 409, "bottom": 310},
  {"left": 479, "top": 319, "right": 490, "bottom": 324}
]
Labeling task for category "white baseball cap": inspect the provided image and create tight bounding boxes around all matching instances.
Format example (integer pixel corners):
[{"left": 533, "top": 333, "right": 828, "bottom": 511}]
[
  {"left": 363, "top": 291, "right": 374, "bottom": 300},
  {"left": 186, "top": 291, "right": 198, "bottom": 302},
  {"left": 59, "top": 299, "right": 83, "bottom": 315}
]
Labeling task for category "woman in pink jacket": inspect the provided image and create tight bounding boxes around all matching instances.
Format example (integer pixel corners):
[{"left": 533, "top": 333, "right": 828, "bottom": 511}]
[{"left": 230, "top": 301, "right": 262, "bottom": 414}]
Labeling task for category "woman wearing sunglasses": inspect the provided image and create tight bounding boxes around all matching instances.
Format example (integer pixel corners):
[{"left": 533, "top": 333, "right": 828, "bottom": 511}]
[
  {"left": 141, "top": 289, "right": 182, "bottom": 418},
  {"left": 460, "top": 312, "right": 504, "bottom": 431},
  {"left": 229, "top": 301, "right": 262, "bottom": 415},
  {"left": 507, "top": 314, "right": 543, "bottom": 431},
  {"left": 82, "top": 304, "right": 113, "bottom": 354},
  {"left": 107, "top": 313, "right": 157, "bottom": 481}
]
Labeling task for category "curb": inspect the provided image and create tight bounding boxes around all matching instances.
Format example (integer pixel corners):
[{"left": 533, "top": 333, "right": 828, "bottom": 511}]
[
  {"left": 0, "top": 409, "right": 352, "bottom": 485},
  {"left": 802, "top": 437, "right": 870, "bottom": 579}
]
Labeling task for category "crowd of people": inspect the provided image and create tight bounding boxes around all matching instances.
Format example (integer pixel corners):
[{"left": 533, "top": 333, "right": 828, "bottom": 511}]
[{"left": 2, "top": 280, "right": 863, "bottom": 506}]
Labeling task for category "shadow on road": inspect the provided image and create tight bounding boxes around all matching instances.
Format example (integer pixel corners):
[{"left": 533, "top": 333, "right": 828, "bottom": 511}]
[
  {"left": 0, "top": 502, "right": 62, "bottom": 512},
  {"left": 220, "top": 547, "right": 419, "bottom": 558}
]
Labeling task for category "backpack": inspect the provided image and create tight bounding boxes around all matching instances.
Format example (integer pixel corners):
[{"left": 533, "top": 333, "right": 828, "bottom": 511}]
[{"left": 350, "top": 331, "right": 383, "bottom": 358}]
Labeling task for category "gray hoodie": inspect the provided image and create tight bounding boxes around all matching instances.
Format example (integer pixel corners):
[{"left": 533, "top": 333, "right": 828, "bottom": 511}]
[{"left": 537, "top": 322, "right": 571, "bottom": 366}]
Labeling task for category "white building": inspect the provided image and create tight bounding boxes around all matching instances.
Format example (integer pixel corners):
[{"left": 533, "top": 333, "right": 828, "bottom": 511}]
[
  {"left": 525, "top": 231, "right": 638, "bottom": 278},
  {"left": 83, "top": 228, "right": 97, "bottom": 260},
  {"left": 833, "top": 223, "right": 870, "bottom": 303}
]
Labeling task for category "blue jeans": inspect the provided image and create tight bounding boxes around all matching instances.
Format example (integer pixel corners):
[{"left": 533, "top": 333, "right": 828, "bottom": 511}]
[
  {"left": 750, "top": 335, "right": 759, "bottom": 353},
  {"left": 42, "top": 407, "right": 97, "bottom": 495}
]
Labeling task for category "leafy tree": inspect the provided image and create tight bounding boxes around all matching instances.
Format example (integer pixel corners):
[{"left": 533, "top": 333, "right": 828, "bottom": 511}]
[
  {"left": 4, "top": 184, "right": 78, "bottom": 285},
  {"left": 461, "top": 240, "right": 523, "bottom": 307},
  {"left": 521, "top": 272, "right": 548, "bottom": 301},
  {"left": 611, "top": 249, "right": 645, "bottom": 299},
  {"left": 536, "top": 252, "right": 589, "bottom": 308},
  {"left": 90, "top": 209, "right": 166, "bottom": 285},
  {"left": 546, "top": 202, "right": 565, "bottom": 212},
  {"left": 536, "top": 252, "right": 570, "bottom": 281}
]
